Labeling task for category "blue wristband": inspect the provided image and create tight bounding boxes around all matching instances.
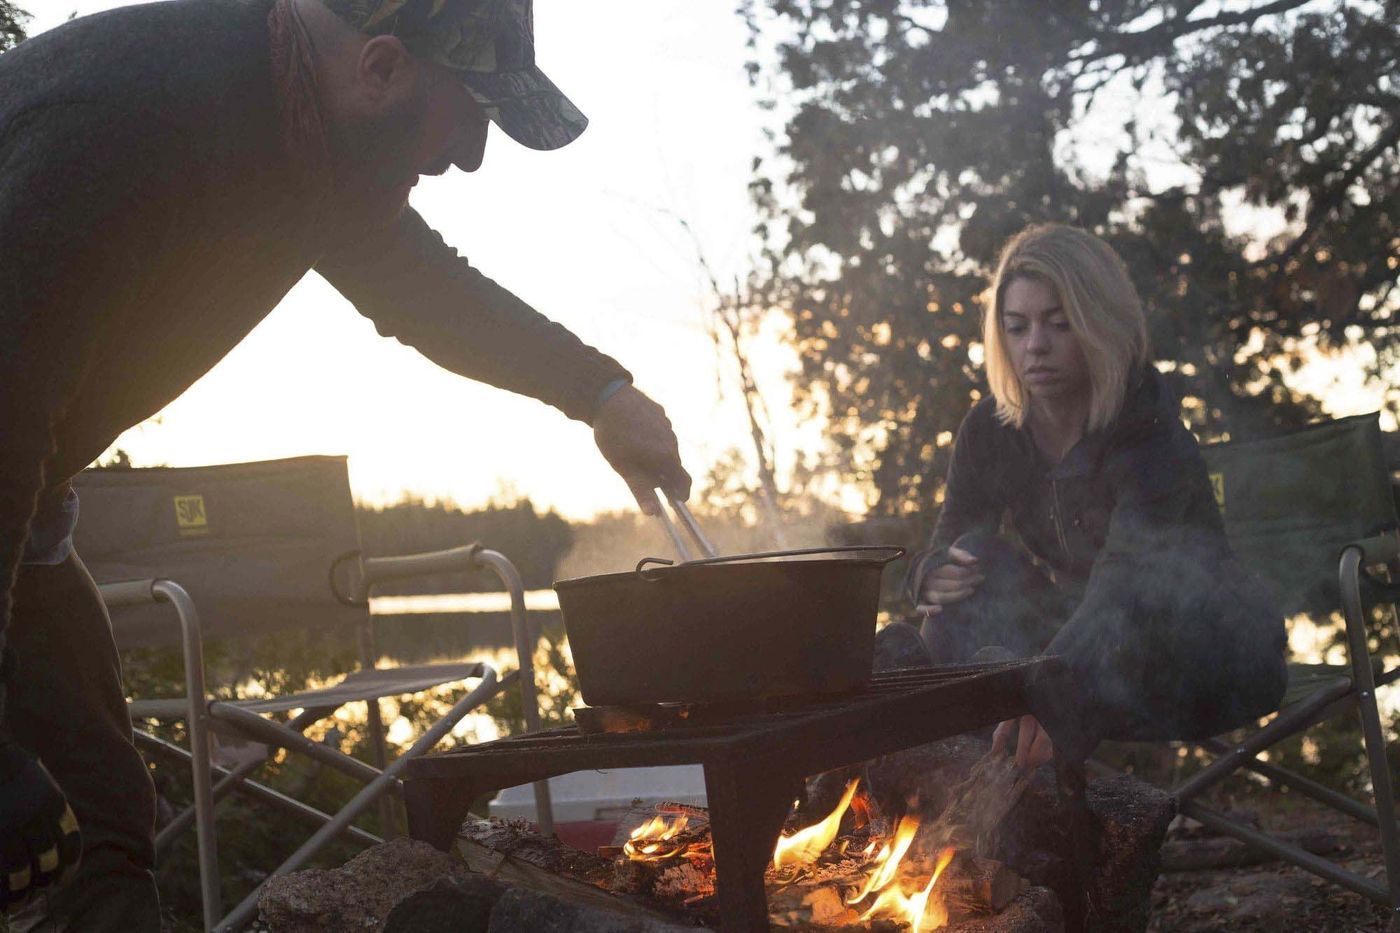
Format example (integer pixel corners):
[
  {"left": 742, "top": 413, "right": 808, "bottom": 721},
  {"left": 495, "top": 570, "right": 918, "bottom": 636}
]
[{"left": 595, "top": 378, "right": 631, "bottom": 413}]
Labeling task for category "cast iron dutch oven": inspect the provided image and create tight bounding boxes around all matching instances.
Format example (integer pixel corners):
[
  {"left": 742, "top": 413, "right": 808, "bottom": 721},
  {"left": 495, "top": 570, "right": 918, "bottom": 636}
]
[{"left": 555, "top": 543, "right": 904, "bottom": 706}]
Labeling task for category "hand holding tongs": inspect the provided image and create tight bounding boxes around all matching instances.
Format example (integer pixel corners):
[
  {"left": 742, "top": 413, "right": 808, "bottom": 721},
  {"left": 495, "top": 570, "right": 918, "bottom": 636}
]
[{"left": 652, "top": 489, "right": 718, "bottom": 561}]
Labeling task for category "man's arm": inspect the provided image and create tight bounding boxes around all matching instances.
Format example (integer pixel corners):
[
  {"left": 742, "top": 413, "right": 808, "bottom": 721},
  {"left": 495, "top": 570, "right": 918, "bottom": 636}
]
[
  {"left": 317, "top": 209, "right": 631, "bottom": 423},
  {"left": 317, "top": 209, "right": 692, "bottom": 510}
]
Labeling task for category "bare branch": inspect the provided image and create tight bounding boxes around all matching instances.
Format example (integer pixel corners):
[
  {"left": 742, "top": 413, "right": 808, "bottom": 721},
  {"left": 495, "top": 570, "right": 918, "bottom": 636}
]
[{"left": 1076, "top": 0, "right": 1314, "bottom": 65}]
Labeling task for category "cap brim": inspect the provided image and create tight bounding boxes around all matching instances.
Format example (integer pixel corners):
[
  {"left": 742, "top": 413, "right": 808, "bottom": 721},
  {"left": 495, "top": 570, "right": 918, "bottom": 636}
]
[{"left": 460, "top": 65, "right": 588, "bottom": 151}]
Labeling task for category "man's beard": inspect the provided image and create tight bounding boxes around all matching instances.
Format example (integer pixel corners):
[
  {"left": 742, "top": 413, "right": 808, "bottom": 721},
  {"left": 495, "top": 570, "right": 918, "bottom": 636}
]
[{"left": 323, "top": 89, "right": 428, "bottom": 230}]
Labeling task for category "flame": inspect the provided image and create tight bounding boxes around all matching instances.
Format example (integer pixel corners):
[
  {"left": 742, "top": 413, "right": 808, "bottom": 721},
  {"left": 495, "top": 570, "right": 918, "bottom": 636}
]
[
  {"left": 623, "top": 814, "right": 691, "bottom": 861},
  {"left": 858, "top": 846, "right": 957, "bottom": 931},
  {"left": 772, "top": 778, "right": 860, "bottom": 868},
  {"left": 849, "top": 788, "right": 874, "bottom": 830},
  {"left": 846, "top": 812, "right": 920, "bottom": 904}
]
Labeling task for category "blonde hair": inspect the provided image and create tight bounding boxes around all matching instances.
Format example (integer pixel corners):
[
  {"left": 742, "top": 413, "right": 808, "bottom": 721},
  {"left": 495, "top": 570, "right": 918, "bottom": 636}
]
[{"left": 983, "top": 223, "right": 1150, "bottom": 432}]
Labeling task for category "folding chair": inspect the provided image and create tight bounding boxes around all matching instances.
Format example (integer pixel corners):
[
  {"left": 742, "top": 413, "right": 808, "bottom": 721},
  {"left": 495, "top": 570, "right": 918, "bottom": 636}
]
[
  {"left": 1102, "top": 413, "right": 1400, "bottom": 917},
  {"left": 72, "top": 455, "right": 555, "bottom": 932}
]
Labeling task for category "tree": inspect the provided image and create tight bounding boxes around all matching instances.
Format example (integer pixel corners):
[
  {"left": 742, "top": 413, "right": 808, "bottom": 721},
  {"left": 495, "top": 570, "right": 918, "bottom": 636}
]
[
  {"left": 1, "top": 1, "right": 26, "bottom": 52},
  {"left": 741, "top": 0, "right": 1399, "bottom": 519}
]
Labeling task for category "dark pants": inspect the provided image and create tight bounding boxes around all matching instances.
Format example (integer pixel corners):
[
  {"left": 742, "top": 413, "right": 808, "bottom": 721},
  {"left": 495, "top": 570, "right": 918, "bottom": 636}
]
[
  {"left": 874, "top": 531, "right": 1072, "bottom": 673},
  {"left": 6, "top": 553, "right": 160, "bottom": 932},
  {"left": 878, "top": 529, "right": 1288, "bottom": 742},
  {"left": 919, "top": 532, "right": 1072, "bottom": 664}
]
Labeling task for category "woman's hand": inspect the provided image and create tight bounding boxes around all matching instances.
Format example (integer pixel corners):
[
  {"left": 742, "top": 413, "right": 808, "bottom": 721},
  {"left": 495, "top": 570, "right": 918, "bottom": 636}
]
[
  {"left": 915, "top": 545, "right": 983, "bottom": 616},
  {"left": 992, "top": 714, "right": 1055, "bottom": 769}
]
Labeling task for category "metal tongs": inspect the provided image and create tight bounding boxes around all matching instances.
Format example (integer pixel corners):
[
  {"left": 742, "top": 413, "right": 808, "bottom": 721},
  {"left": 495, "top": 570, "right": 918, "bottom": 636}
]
[{"left": 652, "top": 488, "right": 719, "bottom": 561}]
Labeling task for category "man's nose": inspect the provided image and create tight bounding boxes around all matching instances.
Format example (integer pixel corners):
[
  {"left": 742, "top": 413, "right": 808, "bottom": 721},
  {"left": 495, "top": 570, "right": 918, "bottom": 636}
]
[{"left": 449, "top": 123, "right": 489, "bottom": 173}]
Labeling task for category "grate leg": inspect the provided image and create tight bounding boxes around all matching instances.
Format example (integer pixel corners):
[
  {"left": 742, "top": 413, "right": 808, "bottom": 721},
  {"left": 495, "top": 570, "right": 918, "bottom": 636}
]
[
  {"left": 1053, "top": 748, "right": 1094, "bottom": 933},
  {"left": 406, "top": 775, "right": 489, "bottom": 851},
  {"left": 704, "top": 759, "right": 802, "bottom": 933}
]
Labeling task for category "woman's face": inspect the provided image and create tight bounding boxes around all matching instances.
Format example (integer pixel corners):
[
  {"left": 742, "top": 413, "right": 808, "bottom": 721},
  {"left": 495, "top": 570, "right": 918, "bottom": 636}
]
[{"left": 1000, "top": 276, "right": 1091, "bottom": 406}]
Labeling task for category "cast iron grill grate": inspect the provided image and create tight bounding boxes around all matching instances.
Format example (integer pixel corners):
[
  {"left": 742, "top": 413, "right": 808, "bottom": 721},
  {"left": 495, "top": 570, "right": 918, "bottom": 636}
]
[{"left": 405, "top": 658, "right": 1092, "bottom": 933}]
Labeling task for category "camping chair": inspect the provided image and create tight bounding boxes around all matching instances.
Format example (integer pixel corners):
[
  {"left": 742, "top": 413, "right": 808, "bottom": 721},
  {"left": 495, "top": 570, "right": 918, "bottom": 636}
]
[
  {"left": 72, "top": 455, "right": 555, "bottom": 932},
  {"left": 1096, "top": 412, "right": 1400, "bottom": 916}
]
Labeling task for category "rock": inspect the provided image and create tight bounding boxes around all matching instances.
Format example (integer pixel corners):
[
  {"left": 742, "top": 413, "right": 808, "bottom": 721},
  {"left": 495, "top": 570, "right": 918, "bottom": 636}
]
[
  {"left": 872, "top": 620, "right": 933, "bottom": 672},
  {"left": 1179, "top": 870, "right": 1306, "bottom": 924},
  {"left": 854, "top": 737, "right": 1174, "bottom": 933},
  {"left": 382, "top": 875, "right": 507, "bottom": 933},
  {"left": 955, "top": 885, "right": 1064, "bottom": 932},
  {"left": 485, "top": 887, "right": 706, "bottom": 932},
  {"left": 257, "top": 837, "right": 471, "bottom": 932},
  {"left": 1001, "top": 771, "right": 1174, "bottom": 933}
]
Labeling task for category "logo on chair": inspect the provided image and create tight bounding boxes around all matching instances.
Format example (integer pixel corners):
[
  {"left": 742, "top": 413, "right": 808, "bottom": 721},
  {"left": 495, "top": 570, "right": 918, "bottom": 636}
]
[
  {"left": 174, "top": 495, "right": 209, "bottom": 536},
  {"left": 1208, "top": 472, "right": 1225, "bottom": 513}
]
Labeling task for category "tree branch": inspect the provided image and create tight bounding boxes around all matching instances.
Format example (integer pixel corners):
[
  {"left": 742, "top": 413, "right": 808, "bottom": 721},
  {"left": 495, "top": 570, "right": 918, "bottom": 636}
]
[
  {"left": 1077, "top": 0, "right": 1314, "bottom": 65},
  {"left": 1268, "top": 116, "right": 1400, "bottom": 270}
]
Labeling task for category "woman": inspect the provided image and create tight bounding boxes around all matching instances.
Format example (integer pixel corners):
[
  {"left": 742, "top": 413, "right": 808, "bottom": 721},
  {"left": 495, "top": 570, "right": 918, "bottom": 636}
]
[{"left": 903, "top": 223, "right": 1286, "bottom": 766}]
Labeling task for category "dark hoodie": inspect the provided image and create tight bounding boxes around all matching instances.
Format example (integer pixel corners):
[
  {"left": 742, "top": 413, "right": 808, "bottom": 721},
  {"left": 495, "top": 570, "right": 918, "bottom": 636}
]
[
  {"left": 909, "top": 369, "right": 1288, "bottom": 741},
  {"left": 0, "top": 0, "right": 632, "bottom": 647}
]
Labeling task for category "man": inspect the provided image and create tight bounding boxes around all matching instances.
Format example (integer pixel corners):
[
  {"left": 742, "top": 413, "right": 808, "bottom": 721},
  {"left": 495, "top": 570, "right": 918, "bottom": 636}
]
[{"left": 0, "top": 0, "right": 691, "bottom": 927}]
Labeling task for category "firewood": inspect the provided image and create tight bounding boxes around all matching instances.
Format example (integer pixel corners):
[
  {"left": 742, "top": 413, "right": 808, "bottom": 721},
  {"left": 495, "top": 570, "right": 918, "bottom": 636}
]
[
  {"left": 1160, "top": 826, "right": 1344, "bottom": 871},
  {"left": 455, "top": 820, "right": 684, "bottom": 923},
  {"left": 940, "top": 857, "right": 1027, "bottom": 914}
]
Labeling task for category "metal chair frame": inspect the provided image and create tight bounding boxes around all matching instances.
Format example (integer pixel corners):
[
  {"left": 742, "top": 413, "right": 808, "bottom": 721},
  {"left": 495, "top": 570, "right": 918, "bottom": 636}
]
[
  {"left": 1093, "top": 532, "right": 1400, "bottom": 920},
  {"left": 106, "top": 544, "right": 555, "bottom": 932}
]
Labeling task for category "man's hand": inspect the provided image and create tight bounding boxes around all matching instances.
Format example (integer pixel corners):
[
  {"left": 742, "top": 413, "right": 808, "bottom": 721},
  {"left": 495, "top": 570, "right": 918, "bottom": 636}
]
[
  {"left": 992, "top": 714, "right": 1055, "bottom": 770},
  {"left": 915, "top": 545, "right": 983, "bottom": 617},
  {"left": 593, "top": 385, "right": 691, "bottom": 516},
  {"left": 0, "top": 740, "right": 81, "bottom": 912}
]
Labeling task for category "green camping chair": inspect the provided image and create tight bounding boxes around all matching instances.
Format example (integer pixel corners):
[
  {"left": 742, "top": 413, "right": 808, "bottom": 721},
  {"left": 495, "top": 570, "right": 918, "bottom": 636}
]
[
  {"left": 73, "top": 456, "right": 554, "bottom": 932},
  {"left": 1115, "top": 413, "right": 1400, "bottom": 915}
]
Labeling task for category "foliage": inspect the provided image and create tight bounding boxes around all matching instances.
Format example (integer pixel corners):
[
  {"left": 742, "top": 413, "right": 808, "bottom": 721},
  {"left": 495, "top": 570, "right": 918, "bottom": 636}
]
[
  {"left": 741, "top": 0, "right": 1399, "bottom": 518},
  {"left": 0, "top": 1, "right": 25, "bottom": 53},
  {"left": 357, "top": 495, "right": 574, "bottom": 593}
]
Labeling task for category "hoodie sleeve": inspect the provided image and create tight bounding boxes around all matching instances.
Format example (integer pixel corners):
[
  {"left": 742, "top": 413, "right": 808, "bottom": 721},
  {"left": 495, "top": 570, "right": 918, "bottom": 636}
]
[
  {"left": 317, "top": 209, "right": 631, "bottom": 425},
  {"left": 904, "top": 401, "right": 1004, "bottom": 604}
]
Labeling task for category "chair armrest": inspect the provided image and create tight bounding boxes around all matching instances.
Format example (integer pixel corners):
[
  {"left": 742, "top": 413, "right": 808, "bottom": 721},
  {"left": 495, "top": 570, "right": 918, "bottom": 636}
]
[
  {"left": 1344, "top": 533, "right": 1399, "bottom": 568},
  {"left": 357, "top": 543, "right": 485, "bottom": 597},
  {"left": 99, "top": 578, "right": 160, "bottom": 609}
]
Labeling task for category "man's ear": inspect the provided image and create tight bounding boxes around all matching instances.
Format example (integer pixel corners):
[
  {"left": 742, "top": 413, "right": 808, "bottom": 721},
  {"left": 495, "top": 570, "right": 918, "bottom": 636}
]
[{"left": 357, "top": 35, "right": 416, "bottom": 100}]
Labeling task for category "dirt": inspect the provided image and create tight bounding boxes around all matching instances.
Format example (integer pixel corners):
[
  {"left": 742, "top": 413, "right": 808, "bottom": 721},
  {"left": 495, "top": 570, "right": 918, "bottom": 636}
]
[{"left": 1148, "top": 792, "right": 1393, "bottom": 931}]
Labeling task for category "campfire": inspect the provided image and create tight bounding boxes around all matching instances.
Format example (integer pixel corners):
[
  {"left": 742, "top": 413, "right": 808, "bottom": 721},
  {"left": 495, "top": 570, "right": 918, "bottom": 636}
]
[
  {"left": 424, "top": 663, "right": 1089, "bottom": 931},
  {"left": 586, "top": 757, "right": 1033, "bottom": 930}
]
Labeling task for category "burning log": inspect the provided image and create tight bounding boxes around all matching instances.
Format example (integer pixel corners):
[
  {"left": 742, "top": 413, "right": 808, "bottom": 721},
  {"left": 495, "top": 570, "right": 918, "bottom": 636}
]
[
  {"left": 454, "top": 819, "right": 688, "bottom": 924},
  {"left": 458, "top": 791, "right": 1060, "bottom": 932}
]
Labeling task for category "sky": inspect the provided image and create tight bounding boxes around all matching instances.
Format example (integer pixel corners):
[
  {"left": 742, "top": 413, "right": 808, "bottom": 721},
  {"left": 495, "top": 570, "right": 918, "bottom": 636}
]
[
  {"left": 26, "top": 0, "right": 797, "bottom": 518},
  {"left": 21, "top": 2, "right": 1395, "bottom": 519}
]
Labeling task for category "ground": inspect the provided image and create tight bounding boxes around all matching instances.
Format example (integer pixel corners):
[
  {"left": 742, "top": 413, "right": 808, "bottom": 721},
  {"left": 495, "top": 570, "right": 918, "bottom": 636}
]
[{"left": 1149, "top": 790, "right": 1393, "bottom": 931}]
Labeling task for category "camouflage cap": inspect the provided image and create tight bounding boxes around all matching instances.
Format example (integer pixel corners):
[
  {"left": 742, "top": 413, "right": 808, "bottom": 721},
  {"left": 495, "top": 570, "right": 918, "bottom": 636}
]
[{"left": 322, "top": 0, "right": 587, "bottom": 151}]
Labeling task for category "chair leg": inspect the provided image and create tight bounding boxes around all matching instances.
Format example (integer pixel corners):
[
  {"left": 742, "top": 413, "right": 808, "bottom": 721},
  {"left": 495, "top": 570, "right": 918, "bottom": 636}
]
[
  {"left": 359, "top": 622, "right": 399, "bottom": 837},
  {"left": 155, "top": 579, "right": 222, "bottom": 930},
  {"left": 1342, "top": 547, "right": 1400, "bottom": 919},
  {"left": 212, "top": 667, "right": 501, "bottom": 932}
]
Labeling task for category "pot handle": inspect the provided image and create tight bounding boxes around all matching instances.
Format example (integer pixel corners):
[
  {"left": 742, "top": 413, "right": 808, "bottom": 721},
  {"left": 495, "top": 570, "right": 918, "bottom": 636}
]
[{"left": 635, "top": 556, "right": 675, "bottom": 583}]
